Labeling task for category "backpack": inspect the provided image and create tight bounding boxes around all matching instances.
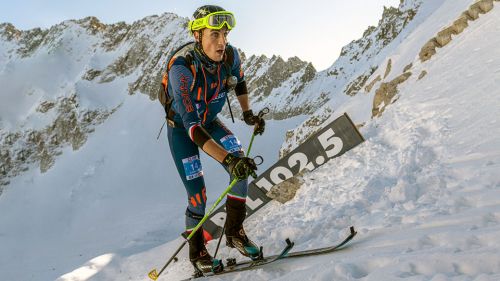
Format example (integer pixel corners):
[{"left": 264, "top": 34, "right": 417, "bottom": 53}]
[{"left": 158, "top": 42, "right": 235, "bottom": 123}]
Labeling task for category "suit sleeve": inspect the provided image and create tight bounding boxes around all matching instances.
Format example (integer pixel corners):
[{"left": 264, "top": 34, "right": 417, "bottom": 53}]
[
  {"left": 169, "top": 61, "right": 212, "bottom": 147},
  {"left": 230, "top": 46, "right": 248, "bottom": 96}
]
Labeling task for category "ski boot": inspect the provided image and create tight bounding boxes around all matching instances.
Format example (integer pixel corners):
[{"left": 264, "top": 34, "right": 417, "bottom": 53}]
[
  {"left": 225, "top": 199, "right": 262, "bottom": 260},
  {"left": 188, "top": 229, "right": 223, "bottom": 276}
]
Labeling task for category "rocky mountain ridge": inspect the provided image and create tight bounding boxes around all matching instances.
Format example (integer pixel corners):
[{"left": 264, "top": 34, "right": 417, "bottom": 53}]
[
  {"left": 0, "top": 0, "right": 429, "bottom": 189},
  {"left": 0, "top": 12, "right": 313, "bottom": 189},
  {"left": 280, "top": 0, "right": 498, "bottom": 158}
]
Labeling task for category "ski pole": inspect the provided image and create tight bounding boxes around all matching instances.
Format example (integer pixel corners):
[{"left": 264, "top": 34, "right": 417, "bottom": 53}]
[
  {"left": 148, "top": 177, "right": 239, "bottom": 280},
  {"left": 213, "top": 132, "right": 258, "bottom": 260},
  {"left": 213, "top": 107, "right": 269, "bottom": 260},
  {"left": 211, "top": 142, "right": 257, "bottom": 261},
  {"left": 148, "top": 108, "right": 269, "bottom": 280},
  {"left": 148, "top": 145, "right": 255, "bottom": 280},
  {"left": 212, "top": 224, "right": 226, "bottom": 260}
]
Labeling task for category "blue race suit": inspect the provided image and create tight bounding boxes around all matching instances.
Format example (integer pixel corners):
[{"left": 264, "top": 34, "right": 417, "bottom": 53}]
[{"left": 166, "top": 45, "right": 248, "bottom": 232}]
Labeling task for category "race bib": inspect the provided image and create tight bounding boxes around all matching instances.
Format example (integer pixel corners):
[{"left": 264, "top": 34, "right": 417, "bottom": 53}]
[
  {"left": 182, "top": 155, "right": 203, "bottom": 180},
  {"left": 220, "top": 135, "right": 242, "bottom": 153}
]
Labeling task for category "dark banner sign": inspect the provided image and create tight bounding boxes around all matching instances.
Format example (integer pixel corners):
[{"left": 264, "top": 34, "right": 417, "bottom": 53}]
[{"left": 204, "top": 113, "right": 365, "bottom": 239}]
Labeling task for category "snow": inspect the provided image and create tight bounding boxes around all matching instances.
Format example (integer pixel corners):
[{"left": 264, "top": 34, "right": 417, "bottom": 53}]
[
  {"left": 1, "top": 0, "right": 500, "bottom": 281},
  {"left": 0, "top": 23, "right": 112, "bottom": 131},
  {"left": 0, "top": 91, "right": 305, "bottom": 281},
  {"left": 143, "top": 3, "right": 500, "bottom": 280}
]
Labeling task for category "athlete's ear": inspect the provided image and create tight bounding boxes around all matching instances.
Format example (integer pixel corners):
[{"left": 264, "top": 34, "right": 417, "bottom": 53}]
[{"left": 193, "top": 31, "right": 201, "bottom": 42}]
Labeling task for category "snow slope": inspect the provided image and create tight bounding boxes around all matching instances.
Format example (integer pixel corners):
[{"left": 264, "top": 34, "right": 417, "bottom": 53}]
[
  {"left": 1, "top": 1, "right": 500, "bottom": 281},
  {"left": 0, "top": 90, "right": 305, "bottom": 281},
  {"left": 280, "top": 0, "right": 476, "bottom": 154},
  {"left": 80, "top": 2, "right": 500, "bottom": 281}
]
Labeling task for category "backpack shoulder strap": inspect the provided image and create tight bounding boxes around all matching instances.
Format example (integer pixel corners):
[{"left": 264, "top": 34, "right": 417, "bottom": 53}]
[
  {"left": 224, "top": 44, "right": 235, "bottom": 71},
  {"left": 159, "top": 42, "right": 197, "bottom": 119},
  {"left": 168, "top": 42, "right": 198, "bottom": 91},
  {"left": 167, "top": 42, "right": 196, "bottom": 72}
]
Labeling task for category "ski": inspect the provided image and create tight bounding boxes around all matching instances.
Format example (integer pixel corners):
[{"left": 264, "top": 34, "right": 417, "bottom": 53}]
[
  {"left": 221, "top": 238, "right": 295, "bottom": 273},
  {"left": 283, "top": 225, "right": 356, "bottom": 259},
  {"left": 182, "top": 226, "right": 356, "bottom": 280},
  {"left": 182, "top": 238, "right": 294, "bottom": 280},
  {"left": 233, "top": 226, "right": 356, "bottom": 267}
]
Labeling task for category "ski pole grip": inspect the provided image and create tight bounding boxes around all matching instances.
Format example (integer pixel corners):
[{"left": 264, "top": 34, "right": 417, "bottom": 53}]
[
  {"left": 253, "top": 155, "right": 264, "bottom": 166},
  {"left": 258, "top": 107, "right": 270, "bottom": 118}
]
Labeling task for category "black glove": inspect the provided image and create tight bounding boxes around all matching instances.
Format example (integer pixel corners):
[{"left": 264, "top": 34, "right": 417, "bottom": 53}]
[
  {"left": 222, "top": 154, "right": 257, "bottom": 180},
  {"left": 243, "top": 110, "right": 265, "bottom": 135}
]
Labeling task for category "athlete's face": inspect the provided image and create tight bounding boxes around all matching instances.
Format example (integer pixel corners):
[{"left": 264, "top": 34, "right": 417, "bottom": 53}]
[{"left": 195, "top": 28, "right": 229, "bottom": 62}]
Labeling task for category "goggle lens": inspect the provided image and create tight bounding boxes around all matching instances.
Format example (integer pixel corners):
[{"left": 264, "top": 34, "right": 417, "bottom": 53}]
[{"left": 208, "top": 14, "right": 235, "bottom": 29}]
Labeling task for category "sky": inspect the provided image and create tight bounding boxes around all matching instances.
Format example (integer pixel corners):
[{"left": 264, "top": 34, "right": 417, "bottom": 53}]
[{"left": 0, "top": 0, "right": 400, "bottom": 71}]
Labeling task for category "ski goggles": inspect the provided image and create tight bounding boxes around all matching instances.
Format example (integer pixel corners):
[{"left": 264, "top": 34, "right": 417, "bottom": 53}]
[{"left": 189, "top": 11, "right": 236, "bottom": 32}]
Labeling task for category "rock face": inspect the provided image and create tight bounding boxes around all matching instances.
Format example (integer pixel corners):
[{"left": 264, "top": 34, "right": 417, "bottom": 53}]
[
  {"left": 228, "top": 54, "right": 317, "bottom": 120},
  {"left": 336, "top": 4, "right": 418, "bottom": 66},
  {"left": 372, "top": 71, "right": 412, "bottom": 118},
  {"left": 345, "top": 66, "right": 378, "bottom": 96},
  {"left": 374, "top": 0, "right": 499, "bottom": 119},
  {"left": 267, "top": 170, "right": 306, "bottom": 203},
  {"left": 0, "top": 12, "right": 320, "bottom": 188},
  {"left": 279, "top": 0, "right": 423, "bottom": 158},
  {"left": 3, "top": 0, "right": 463, "bottom": 192},
  {"left": 273, "top": 0, "right": 500, "bottom": 201},
  {"left": 281, "top": 0, "right": 500, "bottom": 168},
  {"left": 0, "top": 95, "right": 117, "bottom": 189},
  {"left": 419, "top": 0, "right": 496, "bottom": 62}
]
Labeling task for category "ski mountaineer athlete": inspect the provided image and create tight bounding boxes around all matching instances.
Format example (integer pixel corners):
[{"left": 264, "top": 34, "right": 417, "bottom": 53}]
[{"left": 165, "top": 5, "right": 265, "bottom": 275}]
